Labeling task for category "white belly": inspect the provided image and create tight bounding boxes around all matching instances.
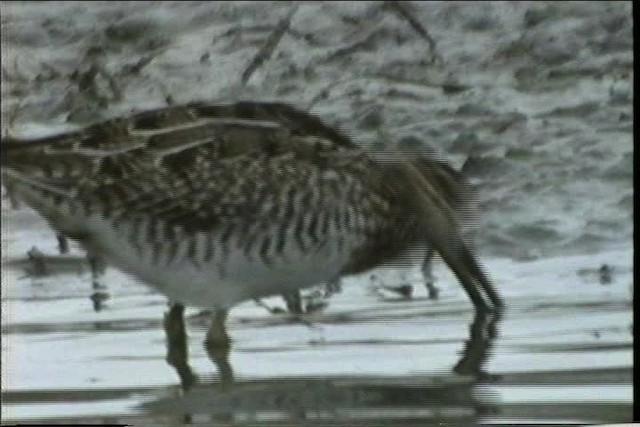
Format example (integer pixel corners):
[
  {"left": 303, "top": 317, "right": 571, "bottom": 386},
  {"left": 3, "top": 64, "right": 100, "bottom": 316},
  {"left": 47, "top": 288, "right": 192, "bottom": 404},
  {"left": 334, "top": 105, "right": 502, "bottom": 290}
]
[
  {"left": 8, "top": 181, "right": 367, "bottom": 309},
  {"left": 81, "top": 214, "right": 356, "bottom": 309}
]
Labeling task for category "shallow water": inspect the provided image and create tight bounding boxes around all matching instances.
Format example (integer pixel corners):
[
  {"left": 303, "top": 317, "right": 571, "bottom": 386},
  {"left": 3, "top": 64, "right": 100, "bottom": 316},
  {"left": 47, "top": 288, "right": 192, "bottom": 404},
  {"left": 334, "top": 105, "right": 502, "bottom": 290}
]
[
  {"left": 1, "top": 1, "right": 634, "bottom": 425},
  {"left": 1, "top": 208, "right": 633, "bottom": 425}
]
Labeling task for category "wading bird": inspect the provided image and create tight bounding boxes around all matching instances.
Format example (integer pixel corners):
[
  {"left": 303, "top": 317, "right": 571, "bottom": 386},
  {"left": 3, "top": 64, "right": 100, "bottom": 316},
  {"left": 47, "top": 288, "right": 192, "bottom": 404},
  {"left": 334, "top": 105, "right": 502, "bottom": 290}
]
[{"left": 2, "top": 101, "right": 503, "bottom": 354}]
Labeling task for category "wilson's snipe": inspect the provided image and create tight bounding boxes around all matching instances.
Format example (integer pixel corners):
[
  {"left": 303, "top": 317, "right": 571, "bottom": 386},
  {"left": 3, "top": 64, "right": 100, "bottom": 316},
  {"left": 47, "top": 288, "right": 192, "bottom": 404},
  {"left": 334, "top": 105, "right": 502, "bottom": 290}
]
[{"left": 2, "top": 101, "right": 502, "bottom": 347}]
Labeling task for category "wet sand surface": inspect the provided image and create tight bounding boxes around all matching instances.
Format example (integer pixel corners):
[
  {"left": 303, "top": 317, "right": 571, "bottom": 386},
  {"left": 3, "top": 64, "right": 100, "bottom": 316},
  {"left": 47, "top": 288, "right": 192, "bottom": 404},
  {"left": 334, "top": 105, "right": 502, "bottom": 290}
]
[{"left": 1, "top": 1, "right": 633, "bottom": 425}]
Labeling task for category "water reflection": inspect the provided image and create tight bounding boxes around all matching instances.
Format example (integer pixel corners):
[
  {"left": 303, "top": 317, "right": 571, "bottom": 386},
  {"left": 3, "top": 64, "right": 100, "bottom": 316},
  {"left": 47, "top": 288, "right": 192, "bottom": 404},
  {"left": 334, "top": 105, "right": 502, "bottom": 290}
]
[
  {"left": 150, "top": 309, "right": 502, "bottom": 424},
  {"left": 453, "top": 310, "right": 501, "bottom": 378}
]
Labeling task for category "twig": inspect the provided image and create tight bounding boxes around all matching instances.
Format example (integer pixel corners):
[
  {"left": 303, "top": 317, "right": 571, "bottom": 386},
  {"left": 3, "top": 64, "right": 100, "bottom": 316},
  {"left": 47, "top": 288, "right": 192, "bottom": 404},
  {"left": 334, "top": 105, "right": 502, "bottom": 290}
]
[
  {"left": 385, "top": 1, "right": 443, "bottom": 64},
  {"left": 306, "top": 76, "right": 352, "bottom": 110},
  {"left": 323, "top": 27, "right": 380, "bottom": 62},
  {"left": 286, "top": 27, "right": 323, "bottom": 47},
  {"left": 359, "top": 70, "right": 470, "bottom": 95},
  {"left": 240, "top": 4, "right": 299, "bottom": 85},
  {"left": 120, "top": 54, "right": 156, "bottom": 76}
]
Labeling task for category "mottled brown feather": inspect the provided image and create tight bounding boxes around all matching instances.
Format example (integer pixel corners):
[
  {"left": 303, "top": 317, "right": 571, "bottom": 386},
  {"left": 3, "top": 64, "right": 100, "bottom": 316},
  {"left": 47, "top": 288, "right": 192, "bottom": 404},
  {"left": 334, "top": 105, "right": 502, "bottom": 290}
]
[{"left": 2, "top": 101, "right": 501, "bottom": 311}]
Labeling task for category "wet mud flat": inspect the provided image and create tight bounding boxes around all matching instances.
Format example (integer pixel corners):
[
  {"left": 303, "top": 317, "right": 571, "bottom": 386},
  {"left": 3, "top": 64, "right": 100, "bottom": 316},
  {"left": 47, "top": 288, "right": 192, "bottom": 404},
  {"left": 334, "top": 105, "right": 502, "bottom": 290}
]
[{"left": 1, "top": 209, "right": 633, "bottom": 426}]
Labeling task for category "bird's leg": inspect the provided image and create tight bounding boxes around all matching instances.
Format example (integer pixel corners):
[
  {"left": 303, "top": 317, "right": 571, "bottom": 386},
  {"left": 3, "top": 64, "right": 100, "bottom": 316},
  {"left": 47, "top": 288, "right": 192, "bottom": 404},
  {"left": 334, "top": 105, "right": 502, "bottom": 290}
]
[
  {"left": 205, "top": 308, "right": 231, "bottom": 346},
  {"left": 87, "top": 254, "right": 109, "bottom": 311},
  {"left": 87, "top": 254, "right": 107, "bottom": 289},
  {"left": 422, "top": 248, "right": 440, "bottom": 300},
  {"left": 204, "top": 309, "right": 234, "bottom": 388},
  {"left": 56, "top": 233, "right": 69, "bottom": 254},
  {"left": 282, "top": 290, "right": 304, "bottom": 314},
  {"left": 27, "top": 246, "right": 47, "bottom": 276},
  {"left": 164, "top": 303, "right": 197, "bottom": 392}
]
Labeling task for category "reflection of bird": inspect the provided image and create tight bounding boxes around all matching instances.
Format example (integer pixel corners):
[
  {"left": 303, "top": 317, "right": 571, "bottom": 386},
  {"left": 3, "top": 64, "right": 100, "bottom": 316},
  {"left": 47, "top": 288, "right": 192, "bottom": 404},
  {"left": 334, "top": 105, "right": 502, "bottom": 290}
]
[
  {"left": 2, "top": 101, "right": 502, "bottom": 351},
  {"left": 156, "top": 310, "right": 503, "bottom": 417}
]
